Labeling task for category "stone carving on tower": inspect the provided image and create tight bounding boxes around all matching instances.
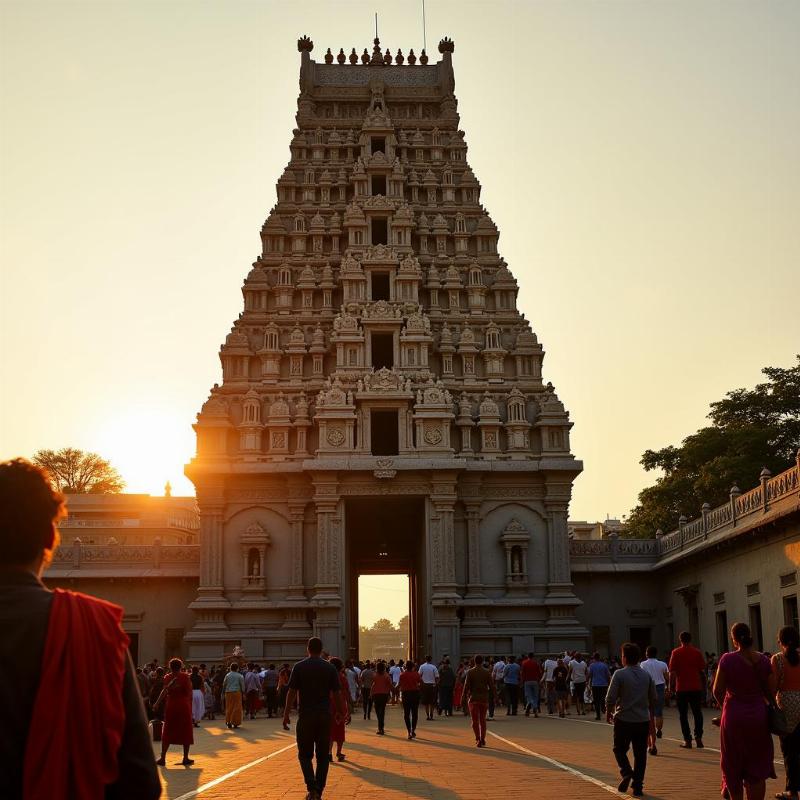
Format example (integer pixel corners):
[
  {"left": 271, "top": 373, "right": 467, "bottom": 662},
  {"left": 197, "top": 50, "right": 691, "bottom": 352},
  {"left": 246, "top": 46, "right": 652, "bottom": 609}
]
[{"left": 186, "top": 34, "right": 585, "bottom": 663}]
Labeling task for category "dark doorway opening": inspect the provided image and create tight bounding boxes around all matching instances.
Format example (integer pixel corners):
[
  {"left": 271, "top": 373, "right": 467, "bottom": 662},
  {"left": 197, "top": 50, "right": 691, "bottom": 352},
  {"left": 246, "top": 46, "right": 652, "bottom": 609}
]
[
  {"left": 715, "top": 610, "right": 728, "bottom": 654},
  {"left": 345, "top": 497, "right": 425, "bottom": 663},
  {"left": 127, "top": 632, "right": 139, "bottom": 666},
  {"left": 371, "top": 136, "right": 386, "bottom": 154},
  {"left": 629, "top": 627, "right": 652, "bottom": 653},
  {"left": 371, "top": 333, "right": 394, "bottom": 368},
  {"left": 371, "top": 174, "right": 386, "bottom": 196},
  {"left": 371, "top": 409, "right": 398, "bottom": 455},
  {"left": 371, "top": 218, "right": 388, "bottom": 245},
  {"left": 371, "top": 272, "right": 390, "bottom": 301}
]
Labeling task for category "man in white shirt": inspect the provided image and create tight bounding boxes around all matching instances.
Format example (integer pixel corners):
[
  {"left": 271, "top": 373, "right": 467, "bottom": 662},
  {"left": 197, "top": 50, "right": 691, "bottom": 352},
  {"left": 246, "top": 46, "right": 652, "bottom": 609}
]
[
  {"left": 418, "top": 655, "right": 440, "bottom": 721},
  {"left": 640, "top": 646, "right": 670, "bottom": 755},
  {"left": 543, "top": 655, "right": 559, "bottom": 715},
  {"left": 389, "top": 660, "right": 402, "bottom": 705},
  {"left": 492, "top": 656, "right": 507, "bottom": 711},
  {"left": 568, "top": 653, "right": 589, "bottom": 716}
]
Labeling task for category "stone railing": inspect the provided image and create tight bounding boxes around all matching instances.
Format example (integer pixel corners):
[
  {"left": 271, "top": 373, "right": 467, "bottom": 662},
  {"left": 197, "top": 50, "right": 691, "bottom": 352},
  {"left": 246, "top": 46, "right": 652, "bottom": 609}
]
[
  {"left": 49, "top": 539, "right": 200, "bottom": 571},
  {"left": 59, "top": 515, "right": 199, "bottom": 531},
  {"left": 656, "top": 456, "right": 800, "bottom": 558},
  {"left": 570, "top": 454, "right": 800, "bottom": 568},
  {"left": 569, "top": 536, "right": 657, "bottom": 565}
]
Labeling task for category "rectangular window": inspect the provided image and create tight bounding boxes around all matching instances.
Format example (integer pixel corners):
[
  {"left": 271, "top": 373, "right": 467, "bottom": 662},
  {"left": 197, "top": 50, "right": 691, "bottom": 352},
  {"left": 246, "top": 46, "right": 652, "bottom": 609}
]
[
  {"left": 781, "top": 572, "right": 798, "bottom": 588},
  {"left": 371, "top": 333, "right": 394, "bottom": 369},
  {"left": 715, "top": 610, "right": 728, "bottom": 654},
  {"left": 371, "top": 136, "right": 385, "bottom": 154},
  {"left": 371, "top": 218, "right": 388, "bottom": 245},
  {"left": 371, "top": 272, "right": 390, "bottom": 301},
  {"left": 713, "top": 591, "right": 725, "bottom": 605},
  {"left": 785, "top": 595, "right": 799, "bottom": 630},
  {"left": 371, "top": 174, "right": 386, "bottom": 196},
  {"left": 371, "top": 410, "right": 399, "bottom": 456},
  {"left": 746, "top": 582, "right": 760, "bottom": 597},
  {"left": 749, "top": 604, "right": 764, "bottom": 651}
]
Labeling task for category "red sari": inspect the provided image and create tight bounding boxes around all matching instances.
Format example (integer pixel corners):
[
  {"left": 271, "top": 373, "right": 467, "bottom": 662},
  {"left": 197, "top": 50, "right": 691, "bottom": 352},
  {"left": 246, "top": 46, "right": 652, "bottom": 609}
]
[
  {"left": 162, "top": 672, "right": 194, "bottom": 746},
  {"left": 330, "top": 671, "right": 349, "bottom": 744}
]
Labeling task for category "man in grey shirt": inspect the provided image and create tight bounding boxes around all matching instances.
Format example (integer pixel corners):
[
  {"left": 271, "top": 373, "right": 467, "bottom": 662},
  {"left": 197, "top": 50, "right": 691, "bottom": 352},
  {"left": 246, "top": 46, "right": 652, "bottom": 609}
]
[{"left": 606, "top": 642, "right": 656, "bottom": 798}]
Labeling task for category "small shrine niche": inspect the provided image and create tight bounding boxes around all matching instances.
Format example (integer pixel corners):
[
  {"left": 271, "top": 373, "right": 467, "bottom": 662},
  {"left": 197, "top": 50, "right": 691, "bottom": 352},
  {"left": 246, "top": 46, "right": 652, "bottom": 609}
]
[
  {"left": 499, "top": 518, "right": 530, "bottom": 591},
  {"left": 241, "top": 521, "right": 271, "bottom": 592}
]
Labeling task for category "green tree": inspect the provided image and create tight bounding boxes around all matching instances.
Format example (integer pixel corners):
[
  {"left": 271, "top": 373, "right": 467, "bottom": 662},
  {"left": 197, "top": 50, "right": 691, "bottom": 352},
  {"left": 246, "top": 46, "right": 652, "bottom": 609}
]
[
  {"left": 370, "top": 618, "right": 397, "bottom": 632},
  {"left": 625, "top": 357, "right": 800, "bottom": 538},
  {"left": 32, "top": 448, "right": 125, "bottom": 494}
]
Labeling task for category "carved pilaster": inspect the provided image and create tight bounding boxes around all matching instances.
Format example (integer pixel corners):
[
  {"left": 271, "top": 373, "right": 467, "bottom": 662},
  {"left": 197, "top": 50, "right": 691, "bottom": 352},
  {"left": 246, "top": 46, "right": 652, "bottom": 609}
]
[
  {"left": 198, "top": 506, "right": 225, "bottom": 594},
  {"left": 288, "top": 503, "right": 306, "bottom": 599},
  {"left": 464, "top": 502, "right": 484, "bottom": 596},
  {"left": 546, "top": 503, "right": 571, "bottom": 587}
]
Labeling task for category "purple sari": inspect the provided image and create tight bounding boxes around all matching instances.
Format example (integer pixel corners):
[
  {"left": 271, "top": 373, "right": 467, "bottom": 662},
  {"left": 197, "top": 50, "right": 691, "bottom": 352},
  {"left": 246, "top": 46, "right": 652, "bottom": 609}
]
[{"left": 718, "top": 651, "right": 776, "bottom": 787}]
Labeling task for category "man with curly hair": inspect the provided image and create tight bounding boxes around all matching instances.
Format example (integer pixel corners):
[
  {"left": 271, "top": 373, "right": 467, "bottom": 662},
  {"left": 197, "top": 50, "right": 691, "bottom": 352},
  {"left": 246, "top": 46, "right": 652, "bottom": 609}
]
[{"left": 0, "top": 458, "right": 160, "bottom": 799}]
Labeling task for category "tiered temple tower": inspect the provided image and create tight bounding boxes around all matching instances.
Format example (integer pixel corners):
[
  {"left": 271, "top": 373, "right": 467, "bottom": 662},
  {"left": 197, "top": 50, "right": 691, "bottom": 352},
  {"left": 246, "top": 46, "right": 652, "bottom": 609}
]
[{"left": 185, "top": 35, "right": 586, "bottom": 662}]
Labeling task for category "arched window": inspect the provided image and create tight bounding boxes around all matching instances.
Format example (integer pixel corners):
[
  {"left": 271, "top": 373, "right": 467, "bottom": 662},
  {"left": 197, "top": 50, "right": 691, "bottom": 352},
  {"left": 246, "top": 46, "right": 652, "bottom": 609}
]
[
  {"left": 469, "top": 267, "right": 482, "bottom": 286},
  {"left": 455, "top": 215, "right": 466, "bottom": 234},
  {"left": 280, "top": 267, "right": 292, "bottom": 285},
  {"left": 295, "top": 216, "right": 305, "bottom": 232}
]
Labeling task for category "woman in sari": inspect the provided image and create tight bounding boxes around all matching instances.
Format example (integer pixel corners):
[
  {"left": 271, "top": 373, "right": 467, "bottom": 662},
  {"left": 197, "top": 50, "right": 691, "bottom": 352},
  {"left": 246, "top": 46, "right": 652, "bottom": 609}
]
[
  {"left": 328, "top": 657, "right": 350, "bottom": 761},
  {"left": 713, "top": 622, "right": 775, "bottom": 800},
  {"left": 773, "top": 626, "right": 800, "bottom": 800},
  {"left": 156, "top": 658, "right": 194, "bottom": 766}
]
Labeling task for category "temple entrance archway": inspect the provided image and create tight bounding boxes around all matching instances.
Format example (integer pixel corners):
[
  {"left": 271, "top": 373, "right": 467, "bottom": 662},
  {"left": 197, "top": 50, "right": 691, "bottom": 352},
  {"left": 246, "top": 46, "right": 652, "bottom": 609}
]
[{"left": 344, "top": 497, "right": 426, "bottom": 663}]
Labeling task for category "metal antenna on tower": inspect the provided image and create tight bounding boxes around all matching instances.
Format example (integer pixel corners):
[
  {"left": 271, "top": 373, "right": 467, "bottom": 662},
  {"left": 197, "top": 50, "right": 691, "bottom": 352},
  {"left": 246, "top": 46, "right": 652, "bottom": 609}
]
[
  {"left": 375, "top": 12, "right": 378, "bottom": 39},
  {"left": 422, "top": 0, "right": 427, "bottom": 51}
]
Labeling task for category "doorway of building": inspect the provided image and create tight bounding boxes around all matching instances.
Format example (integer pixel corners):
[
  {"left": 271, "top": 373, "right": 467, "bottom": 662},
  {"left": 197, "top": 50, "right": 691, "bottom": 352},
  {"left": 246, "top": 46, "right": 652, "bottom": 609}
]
[
  {"left": 345, "top": 497, "right": 426, "bottom": 663},
  {"left": 357, "top": 574, "right": 410, "bottom": 662}
]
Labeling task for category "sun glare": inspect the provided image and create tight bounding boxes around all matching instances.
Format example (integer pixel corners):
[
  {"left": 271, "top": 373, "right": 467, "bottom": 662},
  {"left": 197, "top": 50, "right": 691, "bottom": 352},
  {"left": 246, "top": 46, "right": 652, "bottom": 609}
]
[{"left": 93, "top": 405, "right": 195, "bottom": 497}]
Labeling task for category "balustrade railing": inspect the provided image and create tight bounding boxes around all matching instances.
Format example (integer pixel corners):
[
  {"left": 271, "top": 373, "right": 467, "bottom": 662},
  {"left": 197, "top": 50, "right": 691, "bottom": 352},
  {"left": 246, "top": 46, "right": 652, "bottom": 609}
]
[{"left": 570, "top": 458, "right": 800, "bottom": 564}]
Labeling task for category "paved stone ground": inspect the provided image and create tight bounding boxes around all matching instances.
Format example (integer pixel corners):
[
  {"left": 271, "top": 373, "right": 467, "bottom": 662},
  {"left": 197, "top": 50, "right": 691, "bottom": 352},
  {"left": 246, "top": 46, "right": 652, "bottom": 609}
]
[{"left": 154, "top": 705, "right": 783, "bottom": 800}]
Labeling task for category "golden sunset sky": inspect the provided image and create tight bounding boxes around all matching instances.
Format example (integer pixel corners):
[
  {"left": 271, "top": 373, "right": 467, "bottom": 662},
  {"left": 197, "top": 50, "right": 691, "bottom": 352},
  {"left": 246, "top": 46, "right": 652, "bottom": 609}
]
[{"left": 1, "top": 0, "right": 798, "bottom": 563}]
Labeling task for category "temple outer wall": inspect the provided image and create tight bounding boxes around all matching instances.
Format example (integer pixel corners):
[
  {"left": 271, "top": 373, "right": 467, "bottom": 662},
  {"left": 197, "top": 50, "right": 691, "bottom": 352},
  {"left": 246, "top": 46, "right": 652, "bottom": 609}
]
[{"left": 45, "top": 576, "right": 197, "bottom": 664}]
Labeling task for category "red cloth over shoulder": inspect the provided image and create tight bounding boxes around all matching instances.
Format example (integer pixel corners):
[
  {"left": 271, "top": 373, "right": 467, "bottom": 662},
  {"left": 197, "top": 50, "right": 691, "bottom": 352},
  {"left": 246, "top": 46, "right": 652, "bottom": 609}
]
[{"left": 23, "top": 588, "right": 129, "bottom": 800}]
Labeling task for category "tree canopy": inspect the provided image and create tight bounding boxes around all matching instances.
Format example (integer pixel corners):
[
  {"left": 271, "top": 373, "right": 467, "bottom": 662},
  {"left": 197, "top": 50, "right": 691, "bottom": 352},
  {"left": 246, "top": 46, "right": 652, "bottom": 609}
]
[
  {"left": 625, "top": 357, "right": 800, "bottom": 538},
  {"left": 32, "top": 448, "right": 125, "bottom": 494}
]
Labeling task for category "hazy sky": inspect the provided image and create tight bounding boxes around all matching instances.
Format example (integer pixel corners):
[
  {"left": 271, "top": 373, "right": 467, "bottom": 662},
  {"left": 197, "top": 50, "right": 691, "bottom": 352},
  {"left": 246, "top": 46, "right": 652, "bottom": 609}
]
[{"left": 2, "top": 0, "right": 798, "bottom": 556}]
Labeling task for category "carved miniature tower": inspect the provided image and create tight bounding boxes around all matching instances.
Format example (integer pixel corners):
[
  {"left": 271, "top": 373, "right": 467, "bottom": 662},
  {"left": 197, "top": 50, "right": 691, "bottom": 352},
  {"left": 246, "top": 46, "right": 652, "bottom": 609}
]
[{"left": 185, "top": 35, "right": 585, "bottom": 662}]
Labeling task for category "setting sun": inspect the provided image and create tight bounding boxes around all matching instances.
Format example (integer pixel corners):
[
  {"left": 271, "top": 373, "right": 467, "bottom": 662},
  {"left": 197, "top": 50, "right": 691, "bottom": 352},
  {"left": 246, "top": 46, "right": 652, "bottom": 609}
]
[{"left": 93, "top": 404, "right": 195, "bottom": 496}]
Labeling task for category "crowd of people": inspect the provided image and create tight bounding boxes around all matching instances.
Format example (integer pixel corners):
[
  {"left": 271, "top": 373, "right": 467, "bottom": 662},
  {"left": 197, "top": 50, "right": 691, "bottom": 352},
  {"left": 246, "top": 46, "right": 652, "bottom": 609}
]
[{"left": 3, "top": 456, "right": 800, "bottom": 800}]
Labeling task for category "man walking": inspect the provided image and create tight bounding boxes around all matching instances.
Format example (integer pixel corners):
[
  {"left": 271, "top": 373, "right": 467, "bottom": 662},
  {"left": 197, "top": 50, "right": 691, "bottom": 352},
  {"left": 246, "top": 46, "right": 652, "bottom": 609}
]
[
  {"left": 418, "top": 655, "right": 440, "bottom": 721},
  {"left": 283, "top": 637, "right": 344, "bottom": 800},
  {"left": 389, "top": 659, "right": 401, "bottom": 705},
  {"left": 640, "top": 646, "right": 669, "bottom": 754},
  {"left": 464, "top": 654, "right": 494, "bottom": 747},
  {"left": 262, "top": 663, "right": 279, "bottom": 717},
  {"left": 543, "top": 653, "right": 559, "bottom": 715},
  {"left": 668, "top": 631, "right": 706, "bottom": 749},
  {"left": 606, "top": 643, "right": 657, "bottom": 798},
  {"left": 588, "top": 652, "right": 611, "bottom": 720},
  {"left": 360, "top": 660, "right": 375, "bottom": 720},
  {"left": 244, "top": 663, "right": 262, "bottom": 720},
  {"left": 492, "top": 656, "right": 507, "bottom": 709},
  {"left": 438, "top": 658, "right": 456, "bottom": 716},
  {"left": 521, "top": 652, "right": 542, "bottom": 717},
  {"left": 503, "top": 655, "right": 522, "bottom": 715}
]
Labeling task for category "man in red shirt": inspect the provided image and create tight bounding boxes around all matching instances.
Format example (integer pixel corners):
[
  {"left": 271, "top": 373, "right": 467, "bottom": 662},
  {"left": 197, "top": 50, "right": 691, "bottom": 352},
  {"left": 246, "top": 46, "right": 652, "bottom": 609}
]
[
  {"left": 520, "top": 653, "right": 543, "bottom": 717},
  {"left": 668, "top": 631, "right": 706, "bottom": 748}
]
